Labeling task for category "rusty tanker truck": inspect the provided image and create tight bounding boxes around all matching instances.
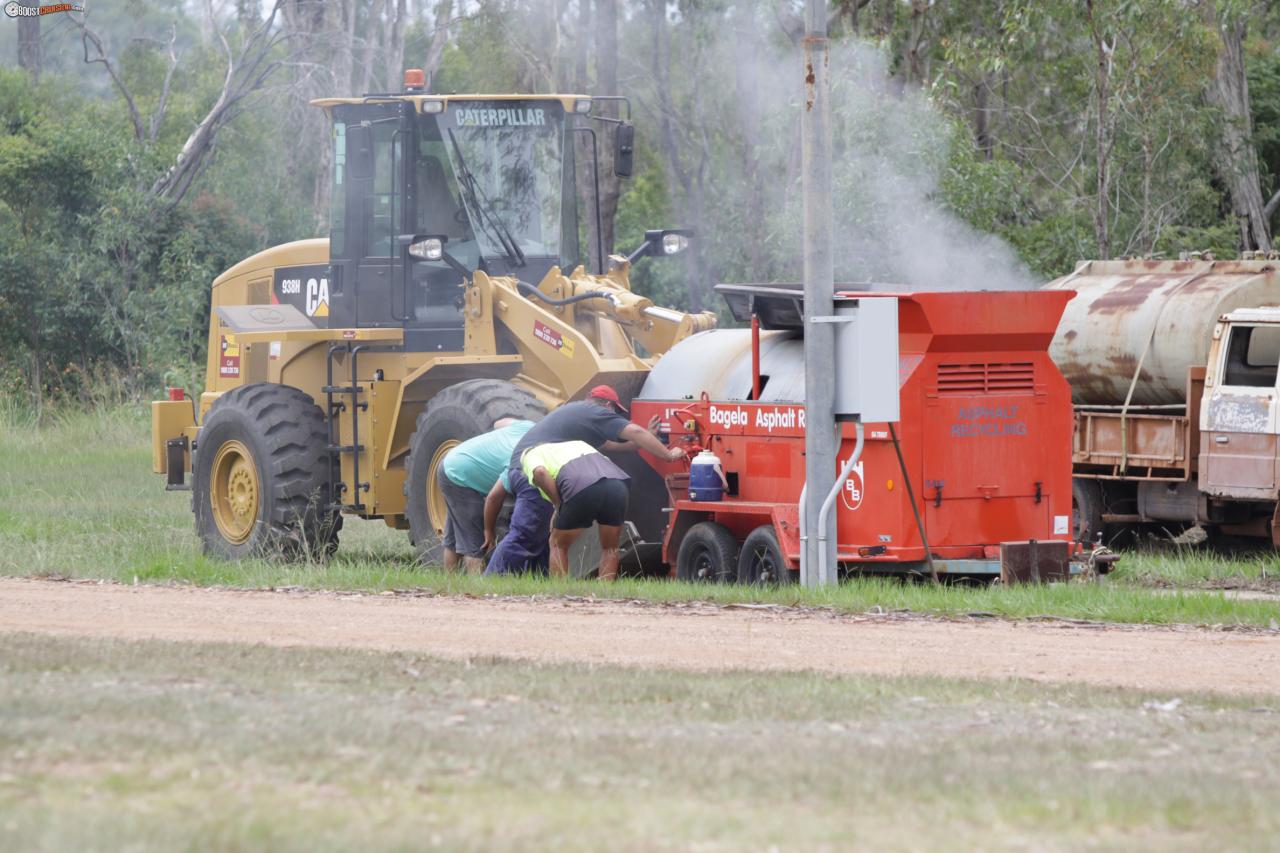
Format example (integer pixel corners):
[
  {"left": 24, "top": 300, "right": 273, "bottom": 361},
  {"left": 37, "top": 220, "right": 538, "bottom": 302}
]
[{"left": 1047, "top": 256, "right": 1280, "bottom": 545}]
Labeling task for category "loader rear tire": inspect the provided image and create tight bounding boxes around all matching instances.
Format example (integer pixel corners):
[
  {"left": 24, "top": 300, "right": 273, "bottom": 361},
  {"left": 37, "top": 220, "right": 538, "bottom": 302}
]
[
  {"left": 192, "top": 383, "right": 340, "bottom": 561},
  {"left": 676, "top": 522, "right": 739, "bottom": 583},
  {"left": 405, "top": 379, "right": 546, "bottom": 567}
]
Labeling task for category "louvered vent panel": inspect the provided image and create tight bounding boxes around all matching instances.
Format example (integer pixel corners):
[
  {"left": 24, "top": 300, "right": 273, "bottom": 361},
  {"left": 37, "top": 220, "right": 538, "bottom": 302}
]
[{"left": 937, "top": 362, "right": 1034, "bottom": 395}]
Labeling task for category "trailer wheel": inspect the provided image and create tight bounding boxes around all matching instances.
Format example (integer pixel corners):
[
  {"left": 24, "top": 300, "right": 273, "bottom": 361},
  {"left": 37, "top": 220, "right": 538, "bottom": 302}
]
[
  {"left": 1072, "top": 479, "right": 1104, "bottom": 545},
  {"left": 405, "top": 379, "right": 546, "bottom": 566},
  {"left": 676, "top": 522, "right": 739, "bottom": 583},
  {"left": 192, "top": 383, "right": 340, "bottom": 560},
  {"left": 737, "top": 525, "right": 795, "bottom": 585}
]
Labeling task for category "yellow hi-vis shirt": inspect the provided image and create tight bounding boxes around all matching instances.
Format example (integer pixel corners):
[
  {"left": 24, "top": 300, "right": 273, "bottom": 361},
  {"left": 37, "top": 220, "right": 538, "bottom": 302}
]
[{"left": 520, "top": 440, "right": 628, "bottom": 503}]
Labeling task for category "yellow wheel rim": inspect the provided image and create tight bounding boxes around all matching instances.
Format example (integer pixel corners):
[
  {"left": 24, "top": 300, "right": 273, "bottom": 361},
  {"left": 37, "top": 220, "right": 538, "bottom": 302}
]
[
  {"left": 426, "top": 440, "right": 461, "bottom": 536},
  {"left": 210, "top": 439, "right": 260, "bottom": 545}
]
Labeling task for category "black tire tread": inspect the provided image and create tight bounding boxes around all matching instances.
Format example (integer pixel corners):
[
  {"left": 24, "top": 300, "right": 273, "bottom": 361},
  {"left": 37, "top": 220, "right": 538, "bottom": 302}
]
[
  {"left": 1072, "top": 478, "right": 1103, "bottom": 545},
  {"left": 193, "top": 383, "right": 341, "bottom": 560},
  {"left": 403, "top": 379, "right": 547, "bottom": 565},
  {"left": 676, "top": 521, "right": 739, "bottom": 583},
  {"left": 737, "top": 524, "right": 794, "bottom": 585}
]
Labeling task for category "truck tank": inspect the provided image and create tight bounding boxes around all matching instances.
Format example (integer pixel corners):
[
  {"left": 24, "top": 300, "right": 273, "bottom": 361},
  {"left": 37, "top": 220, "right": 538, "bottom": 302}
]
[{"left": 1044, "top": 259, "right": 1280, "bottom": 406}]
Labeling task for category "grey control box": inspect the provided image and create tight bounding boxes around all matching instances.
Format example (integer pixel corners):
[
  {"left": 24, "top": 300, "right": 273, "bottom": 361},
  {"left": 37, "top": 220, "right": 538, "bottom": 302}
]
[{"left": 827, "top": 297, "right": 900, "bottom": 423}]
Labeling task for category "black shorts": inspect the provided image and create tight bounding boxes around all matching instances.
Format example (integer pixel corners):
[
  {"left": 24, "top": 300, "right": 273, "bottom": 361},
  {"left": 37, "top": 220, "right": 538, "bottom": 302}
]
[{"left": 554, "top": 478, "right": 629, "bottom": 530}]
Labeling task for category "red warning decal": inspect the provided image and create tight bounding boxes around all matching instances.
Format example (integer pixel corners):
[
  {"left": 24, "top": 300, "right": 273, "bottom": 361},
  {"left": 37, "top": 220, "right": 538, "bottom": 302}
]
[
  {"left": 219, "top": 334, "right": 241, "bottom": 377},
  {"left": 533, "top": 320, "right": 575, "bottom": 357}
]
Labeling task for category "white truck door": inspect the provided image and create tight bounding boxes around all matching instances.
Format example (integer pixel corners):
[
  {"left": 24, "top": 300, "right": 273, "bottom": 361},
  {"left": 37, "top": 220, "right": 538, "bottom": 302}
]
[{"left": 1201, "top": 320, "right": 1280, "bottom": 499}]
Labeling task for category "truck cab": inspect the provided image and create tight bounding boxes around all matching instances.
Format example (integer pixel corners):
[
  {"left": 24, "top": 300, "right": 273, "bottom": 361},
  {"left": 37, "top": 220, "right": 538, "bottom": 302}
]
[
  {"left": 1051, "top": 257, "right": 1280, "bottom": 545},
  {"left": 1200, "top": 309, "right": 1280, "bottom": 503}
]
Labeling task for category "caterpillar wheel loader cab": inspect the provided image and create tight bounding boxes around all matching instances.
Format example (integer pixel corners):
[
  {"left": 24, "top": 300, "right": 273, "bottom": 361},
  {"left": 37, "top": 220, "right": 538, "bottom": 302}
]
[{"left": 151, "top": 70, "right": 717, "bottom": 561}]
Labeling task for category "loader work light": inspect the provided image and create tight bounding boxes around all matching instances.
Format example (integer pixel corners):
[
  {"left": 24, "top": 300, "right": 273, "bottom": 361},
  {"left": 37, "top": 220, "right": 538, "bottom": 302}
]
[
  {"left": 574, "top": 98, "right": 593, "bottom": 114},
  {"left": 420, "top": 99, "right": 445, "bottom": 114}
]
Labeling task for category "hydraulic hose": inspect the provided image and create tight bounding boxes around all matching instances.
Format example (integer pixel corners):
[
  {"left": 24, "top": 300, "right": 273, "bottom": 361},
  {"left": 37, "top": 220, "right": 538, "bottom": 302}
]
[
  {"left": 889, "top": 422, "right": 939, "bottom": 584},
  {"left": 516, "top": 281, "right": 615, "bottom": 308}
]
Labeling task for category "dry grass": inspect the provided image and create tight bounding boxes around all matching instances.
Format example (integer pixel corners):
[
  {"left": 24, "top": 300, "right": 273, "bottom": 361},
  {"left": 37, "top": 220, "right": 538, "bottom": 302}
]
[
  {"left": 1, "top": 632, "right": 1277, "bottom": 851},
  {"left": 3, "top": 406, "right": 1280, "bottom": 628}
]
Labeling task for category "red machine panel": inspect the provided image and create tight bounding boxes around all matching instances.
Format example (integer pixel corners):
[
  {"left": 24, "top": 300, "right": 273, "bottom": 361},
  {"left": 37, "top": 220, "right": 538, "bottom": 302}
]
[{"left": 631, "top": 289, "right": 1076, "bottom": 576}]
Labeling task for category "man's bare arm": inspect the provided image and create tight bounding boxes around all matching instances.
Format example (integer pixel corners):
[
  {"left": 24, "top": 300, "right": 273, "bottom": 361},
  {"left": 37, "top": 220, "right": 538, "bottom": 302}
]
[
  {"left": 482, "top": 478, "right": 508, "bottom": 552},
  {"left": 603, "top": 415, "right": 662, "bottom": 453},
  {"left": 619, "top": 422, "right": 685, "bottom": 461},
  {"left": 531, "top": 466, "right": 561, "bottom": 507}
]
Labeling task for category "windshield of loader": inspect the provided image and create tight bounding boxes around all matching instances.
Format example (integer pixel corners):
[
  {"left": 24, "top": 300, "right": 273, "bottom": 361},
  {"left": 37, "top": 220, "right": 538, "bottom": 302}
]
[{"left": 430, "top": 100, "right": 578, "bottom": 270}]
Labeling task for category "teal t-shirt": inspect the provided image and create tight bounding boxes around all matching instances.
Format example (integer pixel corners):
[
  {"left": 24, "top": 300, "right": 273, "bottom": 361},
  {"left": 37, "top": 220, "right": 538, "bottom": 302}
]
[{"left": 441, "top": 420, "right": 535, "bottom": 493}]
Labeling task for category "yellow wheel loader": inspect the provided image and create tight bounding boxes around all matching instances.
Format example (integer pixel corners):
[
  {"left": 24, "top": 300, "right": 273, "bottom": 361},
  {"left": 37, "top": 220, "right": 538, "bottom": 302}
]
[{"left": 151, "top": 71, "right": 716, "bottom": 561}]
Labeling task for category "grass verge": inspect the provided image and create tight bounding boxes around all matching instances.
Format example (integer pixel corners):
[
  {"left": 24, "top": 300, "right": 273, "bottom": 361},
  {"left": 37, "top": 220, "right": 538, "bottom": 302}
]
[
  {"left": 2, "top": 632, "right": 1278, "bottom": 851},
  {"left": 3, "top": 406, "right": 1279, "bottom": 628}
]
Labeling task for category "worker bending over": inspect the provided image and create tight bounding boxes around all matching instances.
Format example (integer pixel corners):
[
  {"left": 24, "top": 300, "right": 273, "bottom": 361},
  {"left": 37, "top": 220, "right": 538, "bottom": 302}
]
[
  {"left": 437, "top": 417, "right": 535, "bottom": 573},
  {"left": 522, "top": 441, "right": 631, "bottom": 580},
  {"left": 485, "top": 385, "right": 684, "bottom": 575}
]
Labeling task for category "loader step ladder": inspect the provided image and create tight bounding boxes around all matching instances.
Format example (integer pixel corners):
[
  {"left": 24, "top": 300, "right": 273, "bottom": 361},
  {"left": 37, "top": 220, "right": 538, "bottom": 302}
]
[{"left": 325, "top": 343, "right": 370, "bottom": 512}]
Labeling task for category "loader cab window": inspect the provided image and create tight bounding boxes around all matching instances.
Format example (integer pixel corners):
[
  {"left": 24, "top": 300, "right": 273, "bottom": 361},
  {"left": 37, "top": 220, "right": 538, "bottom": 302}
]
[
  {"left": 368, "top": 119, "right": 402, "bottom": 258},
  {"left": 330, "top": 122, "right": 347, "bottom": 256},
  {"left": 413, "top": 118, "right": 478, "bottom": 270},
  {"left": 1222, "top": 324, "right": 1280, "bottom": 388},
  {"left": 433, "top": 100, "right": 579, "bottom": 272}
]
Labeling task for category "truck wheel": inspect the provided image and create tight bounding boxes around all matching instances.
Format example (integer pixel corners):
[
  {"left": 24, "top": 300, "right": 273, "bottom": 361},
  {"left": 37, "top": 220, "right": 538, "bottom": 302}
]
[
  {"left": 405, "top": 379, "right": 546, "bottom": 566},
  {"left": 192, "top": 383, "right": 340, "bottom": 560},
  {"left": 1072, "top": 479, "right": 1104, "bottom": 545},
  {"left": 676, "top": 522, "right": 739, "bottom": 583},
  {"left": 737, "top": 525, "right": 795, "bottom": 585}
]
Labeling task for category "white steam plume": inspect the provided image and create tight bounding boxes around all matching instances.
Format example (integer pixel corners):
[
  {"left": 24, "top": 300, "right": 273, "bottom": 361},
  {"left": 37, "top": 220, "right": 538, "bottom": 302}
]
[{"left": 717, "top": 31, "right": 1035, "bottom": 291}]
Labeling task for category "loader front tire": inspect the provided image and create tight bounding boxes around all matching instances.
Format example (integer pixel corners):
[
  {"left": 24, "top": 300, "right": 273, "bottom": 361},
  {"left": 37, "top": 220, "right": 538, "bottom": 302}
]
[
  {"left": 192, "top": 383, "right": 340, "bottom": 560},
  {"left": 405, "top": 379, "right": 546, "bottom": 566}
]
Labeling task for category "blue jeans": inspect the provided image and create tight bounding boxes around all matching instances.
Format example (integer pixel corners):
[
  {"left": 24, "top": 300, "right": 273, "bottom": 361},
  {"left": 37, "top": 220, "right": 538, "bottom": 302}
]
[{"left": 485, "top": 467, "right": 552, "bottom": 574}]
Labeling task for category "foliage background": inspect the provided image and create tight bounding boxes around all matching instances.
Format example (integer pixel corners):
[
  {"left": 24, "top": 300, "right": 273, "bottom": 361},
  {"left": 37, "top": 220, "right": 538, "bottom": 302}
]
[{"left": 1, "top": 0, "right": 1279, "bottom": 409}]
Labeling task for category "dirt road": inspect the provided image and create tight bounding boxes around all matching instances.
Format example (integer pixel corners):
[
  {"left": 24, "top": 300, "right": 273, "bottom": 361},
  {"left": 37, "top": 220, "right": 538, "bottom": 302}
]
[{"left": 2, "top": 577, "right": 1277, "bottom": 696}]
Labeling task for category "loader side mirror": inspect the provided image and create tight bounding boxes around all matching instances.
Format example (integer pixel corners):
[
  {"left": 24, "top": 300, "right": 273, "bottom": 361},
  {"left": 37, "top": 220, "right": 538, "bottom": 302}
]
[
  {"left": 614, "top": 123, "right": 635, "bottom": 178},
  {"left": 348, "top": 125, "right": 374, "bottom": 181},
  {"left": 398, "top": 233, "right": 469, "bottom": 276},
  {"left": 624, "top": 228, "right": 693, "bottom": 265}
]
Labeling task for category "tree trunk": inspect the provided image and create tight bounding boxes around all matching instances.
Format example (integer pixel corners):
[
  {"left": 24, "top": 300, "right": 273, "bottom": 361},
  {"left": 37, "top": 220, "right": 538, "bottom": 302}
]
[
  {"left": 573, "top": 0, "right": 598, "bottom": 271},
  {"left": 1140, "top": 129, "right": 1154, "bottom": 253},
  {"left": 358, "top": 0, "right": 387, "bottom": 95},
  {"left": 1085, "top": 0, "right": 1112, "bottom": 259},
  {"left": 384, "top": 0, "right": 408, "bottom": 93},
  {"left": 973, "top": 78, "right": 992, "bottom": 160},
  {"left": 1208, "top": 11, "right": 1271, "bottom": 251},
  {"left": 422, "top": 0, "right": 453, "bottom": 84},
  {"left": 17, "top": 16, "right": 39, "bottom": 81},
  {"left": 901, "top": 0, "right": 930, "bottom": 84},
  {"left": 648, "top": 0, "right": 700, "bottom": 308},
  {"left": 595, "top": 0, "right": 619, "bottom": 261},
  {"left": 733, "top": 11, "right": 766, "bottom": 275}
]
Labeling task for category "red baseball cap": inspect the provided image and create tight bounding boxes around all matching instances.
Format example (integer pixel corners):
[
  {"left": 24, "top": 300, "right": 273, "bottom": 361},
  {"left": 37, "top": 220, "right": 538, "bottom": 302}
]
[{"left": 588, "top": 384, "right": 628, "bottom": 414}]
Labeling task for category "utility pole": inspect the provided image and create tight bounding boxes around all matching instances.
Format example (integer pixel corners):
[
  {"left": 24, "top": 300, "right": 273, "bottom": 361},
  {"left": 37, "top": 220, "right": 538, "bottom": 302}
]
[{"left": 800, "top": 0, "right": 836, "bottom": 586}]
